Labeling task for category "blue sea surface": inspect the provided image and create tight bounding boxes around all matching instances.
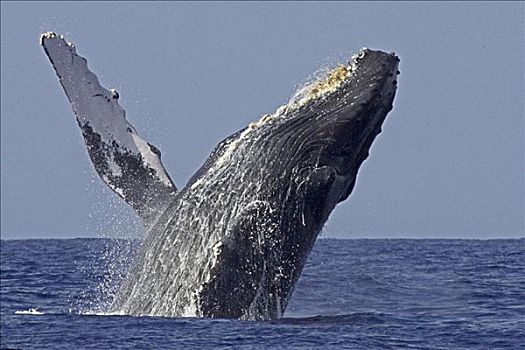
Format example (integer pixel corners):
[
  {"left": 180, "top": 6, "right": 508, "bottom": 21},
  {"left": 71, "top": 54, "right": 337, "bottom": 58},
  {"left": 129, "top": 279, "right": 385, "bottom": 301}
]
[{"left": 1, "top": 238, "right": 523, "bottom": 349}]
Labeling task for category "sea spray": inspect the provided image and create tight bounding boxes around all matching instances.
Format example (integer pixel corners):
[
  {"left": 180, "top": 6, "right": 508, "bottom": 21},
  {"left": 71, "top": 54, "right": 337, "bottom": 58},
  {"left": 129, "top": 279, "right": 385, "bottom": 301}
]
[{"left": 68, "top": 177, "right": 143, "bottom": 314}]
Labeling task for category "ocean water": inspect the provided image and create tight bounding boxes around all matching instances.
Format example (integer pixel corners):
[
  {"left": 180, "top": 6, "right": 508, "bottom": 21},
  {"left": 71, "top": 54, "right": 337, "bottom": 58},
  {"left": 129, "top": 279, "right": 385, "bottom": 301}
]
[{"left": 1, "top": 238, "right": 523, "bottom": 349}]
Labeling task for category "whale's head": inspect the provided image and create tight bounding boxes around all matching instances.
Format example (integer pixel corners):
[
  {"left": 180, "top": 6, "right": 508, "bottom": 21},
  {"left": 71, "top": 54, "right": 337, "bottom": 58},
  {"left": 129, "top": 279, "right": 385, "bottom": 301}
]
[
  {"left": 268, "top": 48, "right": 399, "bottom": 227},
  {"left": 192, "top": 48, "right": 399, "bottom": 228},
  {"left": 186, "top": 48, "right": 399, "bottom": 319}
]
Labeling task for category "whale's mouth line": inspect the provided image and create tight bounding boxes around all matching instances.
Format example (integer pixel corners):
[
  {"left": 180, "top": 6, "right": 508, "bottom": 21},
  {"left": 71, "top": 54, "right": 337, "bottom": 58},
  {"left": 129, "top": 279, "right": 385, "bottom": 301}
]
[{"left": 312, "top": 66, "right": 398, "bottom": 179}]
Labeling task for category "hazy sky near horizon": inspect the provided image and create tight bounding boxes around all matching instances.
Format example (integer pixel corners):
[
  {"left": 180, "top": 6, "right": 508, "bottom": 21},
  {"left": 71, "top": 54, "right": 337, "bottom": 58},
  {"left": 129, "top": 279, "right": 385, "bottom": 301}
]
[{"left": 1, "top": 2, "right": 524, "bottom": 239}]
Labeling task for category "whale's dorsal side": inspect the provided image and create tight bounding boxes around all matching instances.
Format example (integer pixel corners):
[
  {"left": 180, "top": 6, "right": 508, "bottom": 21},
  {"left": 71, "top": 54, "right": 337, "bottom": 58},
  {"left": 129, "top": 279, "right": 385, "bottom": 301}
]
[{"left": 40, "top": 32, "right": 177, "bottom": 228}]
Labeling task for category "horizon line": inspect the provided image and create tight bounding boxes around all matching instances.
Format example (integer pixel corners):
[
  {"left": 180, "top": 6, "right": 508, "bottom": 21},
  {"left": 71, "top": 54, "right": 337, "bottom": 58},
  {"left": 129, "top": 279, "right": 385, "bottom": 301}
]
[{"left": 1, "top": 235, "right": 523, "bottom": 241}]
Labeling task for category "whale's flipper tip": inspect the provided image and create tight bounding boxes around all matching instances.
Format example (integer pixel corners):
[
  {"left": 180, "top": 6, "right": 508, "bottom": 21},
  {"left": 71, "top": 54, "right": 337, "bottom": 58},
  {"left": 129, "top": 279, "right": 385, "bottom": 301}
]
[{"left": 39, "top": 31, "right": 55, "bottom": 45}]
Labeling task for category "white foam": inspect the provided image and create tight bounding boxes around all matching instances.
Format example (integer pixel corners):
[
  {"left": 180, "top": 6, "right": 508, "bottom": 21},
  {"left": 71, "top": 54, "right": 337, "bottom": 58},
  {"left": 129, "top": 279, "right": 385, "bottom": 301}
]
[{"left": 15, "top": 308, "right": 44, "bottom": 315}]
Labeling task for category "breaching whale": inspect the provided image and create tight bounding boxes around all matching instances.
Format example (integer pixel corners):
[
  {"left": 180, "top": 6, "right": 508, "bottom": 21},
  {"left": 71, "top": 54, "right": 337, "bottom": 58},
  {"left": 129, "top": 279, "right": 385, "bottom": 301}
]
[{"left": 41, "top": 32, "right": 399, "bottom": 320}]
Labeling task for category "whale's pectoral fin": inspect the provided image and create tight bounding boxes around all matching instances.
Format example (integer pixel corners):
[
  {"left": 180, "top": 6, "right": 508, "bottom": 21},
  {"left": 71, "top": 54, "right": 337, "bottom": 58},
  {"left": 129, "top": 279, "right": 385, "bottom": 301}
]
[{"left": 40, "top": 32, "right": 177, "bottom": 227}]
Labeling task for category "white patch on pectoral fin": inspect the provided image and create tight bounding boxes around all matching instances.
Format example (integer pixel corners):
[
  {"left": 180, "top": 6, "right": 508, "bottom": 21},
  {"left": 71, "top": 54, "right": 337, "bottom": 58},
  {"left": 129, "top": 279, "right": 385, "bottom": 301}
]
[{"left": 40, "top": 32, "right": 177, "bottom": 228}]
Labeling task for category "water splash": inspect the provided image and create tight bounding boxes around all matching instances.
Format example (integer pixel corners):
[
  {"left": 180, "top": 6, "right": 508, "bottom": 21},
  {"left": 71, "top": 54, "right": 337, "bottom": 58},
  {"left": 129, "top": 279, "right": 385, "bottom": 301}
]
[
  {"left": 14, "top": 308, "right": 44, "bottom": 315},
  {"left": 69, "top": 175, "right": 143, "bottom": 314}
]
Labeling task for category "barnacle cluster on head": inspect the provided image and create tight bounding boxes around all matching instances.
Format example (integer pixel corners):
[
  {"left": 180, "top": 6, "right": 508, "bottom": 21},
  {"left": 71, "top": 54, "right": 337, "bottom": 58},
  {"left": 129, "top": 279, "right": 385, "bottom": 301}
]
[
  {"left": 283, "top": 48, "right": 369, "bottom": 113},
  {"left": 306, "top": 64, "right": 353, "bottom": 100}
]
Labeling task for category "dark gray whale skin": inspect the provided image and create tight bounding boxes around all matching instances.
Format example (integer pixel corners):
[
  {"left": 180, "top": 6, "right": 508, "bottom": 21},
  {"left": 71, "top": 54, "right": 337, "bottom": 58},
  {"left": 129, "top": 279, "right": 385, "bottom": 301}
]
[
  {"left": 111, "top": 49, "right": 400, "bottom": 319},
  {"left": 41, "top": 33, "right": 398, "bottom": 319}
]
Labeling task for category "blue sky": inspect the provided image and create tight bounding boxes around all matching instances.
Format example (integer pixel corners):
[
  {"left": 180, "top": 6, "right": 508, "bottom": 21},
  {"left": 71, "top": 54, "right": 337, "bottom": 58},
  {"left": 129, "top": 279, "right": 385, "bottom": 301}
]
[{"left": 1, "top": 2, "right": 523, "bottom": 239}]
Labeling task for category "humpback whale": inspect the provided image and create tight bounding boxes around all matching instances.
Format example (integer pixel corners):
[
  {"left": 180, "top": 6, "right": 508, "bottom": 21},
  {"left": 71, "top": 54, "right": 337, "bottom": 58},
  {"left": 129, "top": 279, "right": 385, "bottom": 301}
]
[{"left": 41, "top": 32, "right": 399, "bottom": 320}]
